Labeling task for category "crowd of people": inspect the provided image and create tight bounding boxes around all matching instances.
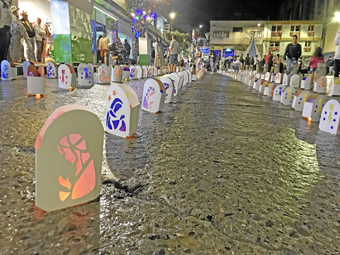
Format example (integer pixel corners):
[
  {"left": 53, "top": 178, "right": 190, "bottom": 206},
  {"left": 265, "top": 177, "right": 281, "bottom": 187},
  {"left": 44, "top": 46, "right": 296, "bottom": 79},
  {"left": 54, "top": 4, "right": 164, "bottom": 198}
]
[{"left": 0, "top": 2, "right": 52, "bottom": 64}]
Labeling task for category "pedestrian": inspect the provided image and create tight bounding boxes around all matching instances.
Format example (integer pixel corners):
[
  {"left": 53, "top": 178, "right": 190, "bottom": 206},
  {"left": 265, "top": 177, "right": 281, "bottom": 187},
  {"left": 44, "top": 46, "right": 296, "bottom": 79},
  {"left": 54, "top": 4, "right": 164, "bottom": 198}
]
[
  {"left": 284, "top": 35, "right": 302, "bottom": 74},
  {"left": 334, "top": 30, "right": 340, "bottom": 77},
  {"left": 244, "top": 53, "right": 250, "bottom": 67},
  {"left": 210, "top": 51, "right": 216, "bottom": 74},
  {"left": 195, "top": 47, "right": 202, "bottom": 72},
  {"left": 96, "top": 35, "right": 102, "bottom": 63},
  {"left": 273, "top": 54, "right": 282, "bottom": 72},
  {"left": 154, "top": 36, "right": 163, "bottom": 68},
  {"left": 168, "top": 35, "right": 179, "bottom": 73},
  {"left": 326, "top": 56, "right": 334, "bottom": 74},
  {"left": 98, "top": 33, "right": 109, "bottom": 65},
  {"left": 250, "top": 57, "right": 254, "bottom": 67},
  {"left": 20, "top": 10, "right": 35, "bottom": 62},
  {"left": 309, "top": 47, "right": 324, "bottom": 82},
  {"left": 41, "top": 23, "right": 51, "bottom": 63},
  {"left": 124, "top": 38, "right": 131, "bottom": 58},
  {"left": 267, "top": 53, "right": 273, "bottom": 72},
  {"left": 33, "top": 17, "right": 45, "bottom": 63},
  {"left": 232, "top": 58, "right": 241, "bottom": 72},
  {"left": 239, "top": 53, "right": 244, "bottom": 69},
  {"left": 0, "top": 0, "right": 13, "bottom": 63}
]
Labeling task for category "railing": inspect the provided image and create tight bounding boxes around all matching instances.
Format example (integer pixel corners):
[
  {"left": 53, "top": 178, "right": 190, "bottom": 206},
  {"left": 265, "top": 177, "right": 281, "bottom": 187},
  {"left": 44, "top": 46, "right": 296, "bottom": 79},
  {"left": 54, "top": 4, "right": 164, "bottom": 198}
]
[
  {"left": 270, "top": 46, "right": 280, "bottom": 51},
  {"left": 290, "top": 31, "right": 300, "bottom": 36},
  {"left": 271, "top": 30, "right": 282, "bottom": 36},
  {"left": 308, "top": 31, "right": 315, "bottom": 36}
]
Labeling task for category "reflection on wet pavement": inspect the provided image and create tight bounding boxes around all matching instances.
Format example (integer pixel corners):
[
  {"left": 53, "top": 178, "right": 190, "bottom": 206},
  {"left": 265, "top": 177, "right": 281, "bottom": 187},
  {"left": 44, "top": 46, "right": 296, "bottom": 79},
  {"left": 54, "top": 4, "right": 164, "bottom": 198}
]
[{"left": 0, "top": 74, "right": 340, "bottom": 254}]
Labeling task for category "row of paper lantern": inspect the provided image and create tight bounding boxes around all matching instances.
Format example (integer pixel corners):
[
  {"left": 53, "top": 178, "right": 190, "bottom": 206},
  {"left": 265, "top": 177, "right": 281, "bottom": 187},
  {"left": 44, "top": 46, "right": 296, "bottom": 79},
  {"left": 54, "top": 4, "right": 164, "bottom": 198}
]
[
  {"left": 224, "top": 70, "right": 340, "bottom": 135},
  {"left": 34, "top": 69, "right": 204, "bottom": 212}
]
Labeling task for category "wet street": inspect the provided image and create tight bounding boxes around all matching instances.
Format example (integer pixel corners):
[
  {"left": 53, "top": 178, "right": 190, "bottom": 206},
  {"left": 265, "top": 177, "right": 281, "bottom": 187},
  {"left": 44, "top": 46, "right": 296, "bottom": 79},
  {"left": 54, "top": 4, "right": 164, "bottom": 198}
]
[{"left": 1, "top": 73, "right": 340, "bottom": 255}]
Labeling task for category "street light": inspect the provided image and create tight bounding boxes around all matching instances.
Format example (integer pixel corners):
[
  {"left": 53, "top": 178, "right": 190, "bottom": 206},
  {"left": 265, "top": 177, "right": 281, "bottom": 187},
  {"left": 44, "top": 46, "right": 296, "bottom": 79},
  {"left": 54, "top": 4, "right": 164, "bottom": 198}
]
[
  {"left": 334, "top": 12, "right": 340, "bottom": 22},
  {"left": 199, "top": 25, "right": 203, "bottom": 28},
  {"left": 170, "top": 12, "right": 176, "bottom": 31}
]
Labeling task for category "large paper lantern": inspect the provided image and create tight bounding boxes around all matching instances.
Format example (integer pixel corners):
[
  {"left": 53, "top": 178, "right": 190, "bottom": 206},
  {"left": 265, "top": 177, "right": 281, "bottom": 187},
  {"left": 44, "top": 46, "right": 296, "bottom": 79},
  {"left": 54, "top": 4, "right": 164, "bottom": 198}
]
[
  {"left": 59, "top": 64, "right": 76, "bottom": 90},
  {"left": 302, "top": 94, "right": 328, "bottom": 122},
  {"left": 141, "top": 78, "right": 166, "bottom": 113},
  {"left": 319, "top": 100, "right": 340, "bottom": 134},
  {"left": 78, "top": 63, "right": 94, "bottom": 88},
  {"left": 160, "top": 77, "right": 175, "bottom": 103},
  {"left": 280, "top": 86, "right": 296, "bottom": 106},
  {"left": 292, "top": 90, "right": 311, "bottom": 111}
]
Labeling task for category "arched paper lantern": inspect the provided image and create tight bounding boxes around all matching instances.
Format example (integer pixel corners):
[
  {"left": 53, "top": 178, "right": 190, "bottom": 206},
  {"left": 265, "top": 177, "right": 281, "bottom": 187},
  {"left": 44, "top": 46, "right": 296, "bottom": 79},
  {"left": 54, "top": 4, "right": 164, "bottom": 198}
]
[
  {"left": 178, "top": 73, "right": 185, "bottom": 88},
  {"left": 47, "top": 62, "right": 58, "bottom": 79},
  {"left": 328, "top": 78, "right": 340, "bottom": 96},
  {"left": 59, "top": 64, "right": 76, "bottom": 90},
  {"left": 264, "top": 83, "right": 275, "bottom": 97},
  {"left": 273, "top": 85, "right": 286, "bottom": 101},
  {"left": 122, "top": 66, "right": 130, "bottom": 81},
  {"left": 254, "top": 79, "right": 262, "bottom": 91},
  {"left": 160, "top": 77, "right": 175, "bottom": 103},
  {"left": 197, "top": 70, "right": 203, "bottom": 79},
  {"left": 22, "top": 61, "right": 30, "bottom": 79},
  {"left": 111, "top": 65, "right": 123, "bottom": 83},
  {"left": 105, "top": 84, "right": 140, "bottom": 138},
  {"left": 289, "top": 74, "right": 300, "bottom": 88},
  {"left": 186, "top": 70, "right": 192, "bottom": 82},
  {"left": 98, "top": 64, "right": 111, "bottom": 84},
  {"left": 259, "top": 81, "right": 268, "bottom": 94},
  {"left": 313, "top": 76, "right": 327, "bottom": 93},
  {"left": 1, "top": 60, "right": 16, "bottom": 81},
  {"left": 281, "top": 86, "right": 296, "bottom": 106},
  {"left": 136, "top": 65, "right": 142, "bottom": 79},
  {"left": 35, "top": 105, "right": 104, "bottom": 212},
  {"left": 319, "top": 100, "right": 340, "bottom": 134},
  {"left": 153, "top": 66, "right": 157, "bottom": 77},
  {"left": 168, "top": 73, "right": 180, "bottom": 96},
  {"left": 302, "top": 94, "right": 328, "bottom": 122},
  {"left": 27, "top": 65, "right": 45, "bottom": 96},
  {"left": 249, "top": 77, "right": 256, "bottom": 87},
  {"left": 78, "top": 63, "right": 94, "bottom": 88},
  {"left": 265, "top": 72, "right": 271, "bottom": 81},
  {"left": 142, "top": 78, "right": 166, "bottom": 113},
  {"left": 292, "top": 90, "right": 311, "bottom": 111},
  {"left": 130, "top": 65, "right": 137, "bottom": 80},
  {"left": 142, "top": 66, "right": 148, "bottom": 78},
  {"left": 243, "top": 74, "right": 250, "bottom": 85},
  {"left": 147, "top": 66, "right": 153, "bottom": 77},
  {"left": 282, "top": 74, "right": 290, "bottom": 86},
  {"left": 301, "top": 75, "right": 312, "bottom": 90}
]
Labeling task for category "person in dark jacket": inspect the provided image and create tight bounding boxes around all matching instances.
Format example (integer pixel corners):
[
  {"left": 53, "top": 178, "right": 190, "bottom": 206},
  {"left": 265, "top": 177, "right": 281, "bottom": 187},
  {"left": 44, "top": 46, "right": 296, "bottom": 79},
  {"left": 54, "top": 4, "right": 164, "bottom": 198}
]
[
  {"left": 267, "top": 53, "right": 273, "bottom": 72},
  {"left": 210, "top": 51, "right": 216, "bottom": 74},
  {"left": 244, "top": 54, "right": 250, "bottom": 67},
  {"left": 284, "top": 35, "right": 302, "bottom": 74},
  {"left": 124, "top": 39, "right": 131, "bottom": 58}
]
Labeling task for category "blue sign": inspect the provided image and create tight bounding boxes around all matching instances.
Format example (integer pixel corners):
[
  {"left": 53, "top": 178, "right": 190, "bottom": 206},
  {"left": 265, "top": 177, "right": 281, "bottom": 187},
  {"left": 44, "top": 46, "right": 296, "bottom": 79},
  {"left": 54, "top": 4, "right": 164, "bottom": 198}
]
[
  {"left": 200, "top": 48, "right": 209, "bottom": 54},
  {"left": 223, "top": 48, "right": 234, "bottom": 58}
]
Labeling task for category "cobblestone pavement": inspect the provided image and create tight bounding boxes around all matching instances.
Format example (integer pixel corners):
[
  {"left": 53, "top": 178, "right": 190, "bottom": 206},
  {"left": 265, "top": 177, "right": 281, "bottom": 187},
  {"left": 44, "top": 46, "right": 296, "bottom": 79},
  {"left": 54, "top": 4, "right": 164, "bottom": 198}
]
[{"left": 0, "top": 73, "right": 340, "bottom": 255}]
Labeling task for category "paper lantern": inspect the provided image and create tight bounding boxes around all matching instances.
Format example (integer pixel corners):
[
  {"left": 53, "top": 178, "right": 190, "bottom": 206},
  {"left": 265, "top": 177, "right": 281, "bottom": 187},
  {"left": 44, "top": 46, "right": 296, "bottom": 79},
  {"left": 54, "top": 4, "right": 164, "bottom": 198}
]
[
  {"left": 186, "top": 70, "right": 192, "bottom": 82},
  {"left": 283, "top": 74, "right": 290, "bottom": 86},
  {"left": 313, "top": 76, "right": 327, "bottom": 93},
  {"left": 47, "top": 62, "right": 58, "bottom": 79},
  {"left": 280, "top": 86, "right": 296, "bottom": 106},
  {"left": 319, "top": 100, "right": 340, "bottom": 134},
  {"left": 78, "top": 63, "right": 94, "bottom": 88},
  {"left": 259, "top": 81, "right": 268, "bottom": 94},
  {"left": 256, "top": 72, "right": 261, "bottom": 79},
  {"left": 254, "top": 79, "right": 262, "bottom": 91},
  {"left": 98, "top": 64, "right": 111, "bottom": 84},
  {"left": 142, "top": 65, "right": 147, "bottom": 78},
  {"left": 141, "top": 78, "right": 166, "bottom": 113},
  {"left": 130, "top": 65, "right": 137, "bottom": 80},
  {"left": 168, "top": 73, "right": 180, "bottom": 96},
  {"left": 274, "top": 73, "right": 283, "bottom": 84},
  {"left": 27, "top": 65, "right": 45, "bottom": 96},
  {"left": 105, "top": 84, "right": 139, "bottom": 138},
  {"left": 59, "top": 64, "right": 76, "bottom": 90},
  {"left": 147, "top": 66, "right": 153, "bottom": 77},
  {"left": 265, "top": 72, "right": 271, "bottom": 81},
  {"left": 273, "top": 85, "right": 286, "bottom": 101},
  {"left": 35, "top": 105, "right": 103, "bottom": 212},
  {"left": 153, "top": 66, "right": 157, "bottom": 76},
  {"left": 302, "top": 94, "right": 328, "bottom": 122},
  {"left": 160, "top": 77, "right": 175, "bottom": 103},
  {"left": 181, "top": 71, "right": 189, "bottom": 86},
  {"left": 260, "top": 73, "right": 265, "bottom": 80},
  {"left": 292, "top": 90, "right": 311, "bottom": 111},
  {"left": 249, "top": 77, "right": 256, "bottom": 87},
  {"left": 136, "top": 65, "right": 142, "bottom": 79},
  {"left": 328, "top": 78, "right": 340, "bottom": 96},
  {"left": 301, "top": 75, "right": 312, "bottom": 90},
  {"left": 197, "top": 71, "right": 203, "bottom": 79},
  {"left": 22, "top": 61, "right": 30, "bottom": 79},
  {"left": 1, "top": 60, "right": 16, "bottom": 81},
  {"left": 111, "top": 65, "right": 123, "bottom": 83},
  {"left": 289, "top": 74, "right": 300, "bottom": 88},
  {"left": 264, "top": 83, "right": 275, "bottom": 97}
]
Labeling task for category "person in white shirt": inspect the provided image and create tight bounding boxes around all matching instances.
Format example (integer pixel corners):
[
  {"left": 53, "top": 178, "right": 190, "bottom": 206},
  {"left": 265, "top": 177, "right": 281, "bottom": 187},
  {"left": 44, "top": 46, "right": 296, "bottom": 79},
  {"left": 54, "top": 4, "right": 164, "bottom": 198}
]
[
  {"left": 168, "top": 35, "right": 179, "bottom": 72},
  {"left": 232, "top": 58, "right": 241, "bottom": 72},
  {"left": 98, "top": 33, "right": 110, "bottom": 65},
  {"left": 334, "top": 31, "right": 340, "bottom": 78},
  {"left": 0, "top": 0, "right": 13, "bottom": 63},
  {"left": 33, "top": 17, "right": 45, "bottom": 63}
]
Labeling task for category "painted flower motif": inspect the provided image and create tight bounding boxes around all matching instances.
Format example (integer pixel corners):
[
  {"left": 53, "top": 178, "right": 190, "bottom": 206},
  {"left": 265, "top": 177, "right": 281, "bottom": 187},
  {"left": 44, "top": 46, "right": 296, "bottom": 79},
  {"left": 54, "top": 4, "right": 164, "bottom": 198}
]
[
  {"left": 2, "top": 64, "right": 8, "bottom": 79},
  {"left": 143, "top": 87, "right": 156, "bottom": 110},
  {"left": 106, "top": 98, "right": 126, "bottom": 132}
]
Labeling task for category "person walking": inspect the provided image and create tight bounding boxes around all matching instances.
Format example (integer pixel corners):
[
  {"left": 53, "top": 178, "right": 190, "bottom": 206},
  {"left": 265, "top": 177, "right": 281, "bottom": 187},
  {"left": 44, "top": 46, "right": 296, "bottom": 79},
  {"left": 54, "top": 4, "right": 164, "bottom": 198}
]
[
  {"left": 334, "top": 31, "right": 340, "bottom": 77},
  {"left": 169, "top": 35, "right": 179, "bottom": 73},
  {"left": 195, "top": 47, "right": 202, "bottom": 72},
  {"left": 232, "top": 58, "right": 241, "bottom": 73},
  {"left": 267, "top": 53, "right": 274, "bottom": 72},
  {"left": 124, "top": 39, "right": 131, "bottom": 58},
  {"left": 209, "top": 51, "right": 216, "bottom": 74},
  {"left": 244, "top": 54, "right": 250, "bottom": 68},
  {"left": 98, "top": 33, "right": 110, "bottom": 65},
  {"left": 239, "top": 54, "right": 244, "bottom": 69},
  {"left": 20, "top": 10, "right": 35, "bottom": 62},
  {"left": 284, "top": 35, "right": 302, "bottom": 74},
  {"left": 309, "top": 47, "right": 324, "bottom": 81},
  {"left": 154, "top": 36, "right": 164, "bottom": 68},
  {"left": 0, "top": 0, "right": 13, "bottom": 63},
  {"left": 33, "top": 17, "right": 45, "bottom": 63}
]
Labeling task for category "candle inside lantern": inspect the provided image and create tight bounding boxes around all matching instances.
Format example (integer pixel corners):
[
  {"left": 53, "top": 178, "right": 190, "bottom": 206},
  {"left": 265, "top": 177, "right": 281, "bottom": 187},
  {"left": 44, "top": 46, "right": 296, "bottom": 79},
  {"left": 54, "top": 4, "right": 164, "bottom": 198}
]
[{"left": 36, "top": 94, "right": 41, "bottom": 99}]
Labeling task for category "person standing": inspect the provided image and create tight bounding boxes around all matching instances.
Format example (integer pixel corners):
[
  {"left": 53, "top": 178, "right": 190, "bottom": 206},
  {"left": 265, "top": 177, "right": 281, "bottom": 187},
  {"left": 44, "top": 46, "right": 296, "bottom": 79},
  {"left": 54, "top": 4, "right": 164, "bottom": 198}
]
[
  {"left": 154, "top": 36, "right": 164, "bottom": 68},
  {"left": 0, "top": 0, "right": 13, "bottom": 63},
  {"left": 209, "top": 51, "right": 216, "bottom": 74},
  {"left": 169, "top": 35, "right": 179, "bottom": 73},
  {"left": 239, "top": 54, "right": 244, "bottom": 69},
  {"left": 334, "top": 31, "right": 340, "bottom": 77},
  {"left": 20, "top": 10, "right": 35, "bottom": 62},
  {"left": 124, "top": 39, "right": 131, "bottom": 58},
  {"left": 250, "top": 57, "right": 254, "bottom": 67},
  {"left": 232, "top": 58, "right": 241, "bottom": 72},
  {"left": 98, "top": 33, "right": 110, "bottom": 65},
  {"left": 326, "top": 56, "right": 334, "bottom": 75},
  {"left": 195, "top": 47, "right": 202, "bottom": 72},
  {"left": 267, "top": 53, "right": 273, "bottom": 72},
  {"left": 33, "top": 17, "right": 45, "bottom": 63},
  {"left": 309, "top": 47, "right": 324, "bottom": 81},
  {"left": 244, "top": 54, "right": 250, "bottom": 68},
  {"left": 284, "top": 35, "right": 302, "bottom": 74}
]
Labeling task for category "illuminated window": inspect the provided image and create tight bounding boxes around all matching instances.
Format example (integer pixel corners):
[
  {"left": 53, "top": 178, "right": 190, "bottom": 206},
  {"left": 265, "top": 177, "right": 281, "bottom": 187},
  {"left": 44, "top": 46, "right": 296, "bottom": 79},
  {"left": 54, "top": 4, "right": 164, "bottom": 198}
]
[{"left": 233, "top": 27, "right": 243, "bottom": 32}]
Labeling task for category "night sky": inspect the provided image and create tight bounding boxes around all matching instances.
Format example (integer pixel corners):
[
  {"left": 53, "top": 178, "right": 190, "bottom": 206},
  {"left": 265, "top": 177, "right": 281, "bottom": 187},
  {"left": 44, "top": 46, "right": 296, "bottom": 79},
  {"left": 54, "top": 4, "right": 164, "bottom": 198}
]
[{"left": 169, "top": 0, "right": 278, "bottom": 34}]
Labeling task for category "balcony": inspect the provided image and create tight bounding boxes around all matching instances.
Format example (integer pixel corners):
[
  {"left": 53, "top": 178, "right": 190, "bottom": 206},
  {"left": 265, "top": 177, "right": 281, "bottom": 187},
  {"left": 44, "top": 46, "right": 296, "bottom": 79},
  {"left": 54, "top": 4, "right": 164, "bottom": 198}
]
[
  {"left": 271, "top": 30, "right": 282, "bottom": 36},
  {"left": 270, "top": 46, "right": 280, "bottom": 52},
  {"left": 290, "top": 31, "right": 300, "bottom": 36},
  {"left": 308, "top": 31, "right": 315, "bottom": 36},
  {"left": 304, "top": 47, "right": 311, "bottom": 52}
]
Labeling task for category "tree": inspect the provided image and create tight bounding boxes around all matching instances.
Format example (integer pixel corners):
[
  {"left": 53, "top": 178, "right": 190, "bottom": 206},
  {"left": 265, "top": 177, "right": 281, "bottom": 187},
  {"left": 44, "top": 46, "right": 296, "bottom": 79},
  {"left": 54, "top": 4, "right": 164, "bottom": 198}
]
[{"left": 164, "top": 30, "right": 190, "bottom": 55}]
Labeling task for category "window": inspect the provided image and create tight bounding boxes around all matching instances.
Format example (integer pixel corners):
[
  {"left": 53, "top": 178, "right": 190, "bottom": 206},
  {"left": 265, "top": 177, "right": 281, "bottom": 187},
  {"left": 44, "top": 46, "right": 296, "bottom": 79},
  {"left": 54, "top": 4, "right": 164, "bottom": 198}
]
[
  {"left": 308, "top": 25, "right": 314, "bottom": 31},
  {"left": 291, "top": 25, "right": 300, "bottom": 32},
  {"left": 305, "top": 42, "right": 311, "bottom": 47},
  {"left": 271, "top": 25, "right": 282, "bottom": 31},
  {"left": 213, "top": 31, "right": 229, "bottom": 38},
  {"left": 270, "top": 42, "right": 280, "bottom": 47},
  {"left": 233, "top": 27, "right": 243, "bottom": 32}
]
